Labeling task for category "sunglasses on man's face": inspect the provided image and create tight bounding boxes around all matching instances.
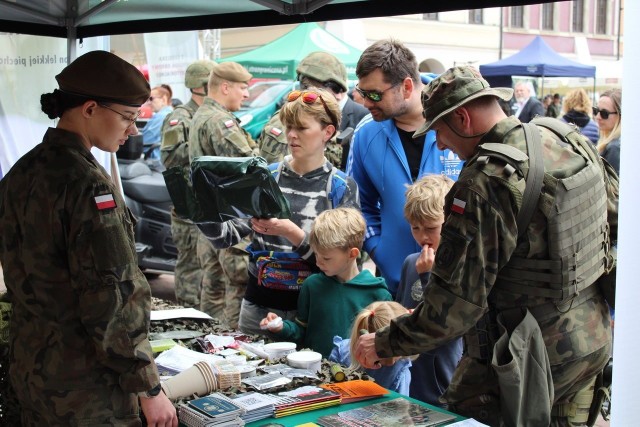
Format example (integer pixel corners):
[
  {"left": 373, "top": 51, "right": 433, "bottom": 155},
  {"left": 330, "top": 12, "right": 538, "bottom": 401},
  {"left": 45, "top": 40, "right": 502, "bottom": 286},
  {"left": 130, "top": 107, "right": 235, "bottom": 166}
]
[
  {"left": 287, "top": 90, "right": 337, "bottom": 127},
  {"left": 354, "top": 83, "right": 399, "bottom": 102},
  {"left": 592, "top": 107, "right": 618, "bottom": 120}
]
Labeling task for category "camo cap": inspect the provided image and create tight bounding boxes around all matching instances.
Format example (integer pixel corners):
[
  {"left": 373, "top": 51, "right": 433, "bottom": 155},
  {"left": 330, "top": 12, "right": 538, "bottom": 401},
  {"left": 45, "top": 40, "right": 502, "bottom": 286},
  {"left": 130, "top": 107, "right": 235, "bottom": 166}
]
[
  {"left": 185, "top": 60, "right": 216, "bottom": 88},
  {"left": 414, "top": 66, "right": 513, "bottom": 137},
  {"left": 56, "top": 50, "right": 150, "bottom": 107},
  {"left": 296, "top": 51, "right": 348, "bottom": 92}
]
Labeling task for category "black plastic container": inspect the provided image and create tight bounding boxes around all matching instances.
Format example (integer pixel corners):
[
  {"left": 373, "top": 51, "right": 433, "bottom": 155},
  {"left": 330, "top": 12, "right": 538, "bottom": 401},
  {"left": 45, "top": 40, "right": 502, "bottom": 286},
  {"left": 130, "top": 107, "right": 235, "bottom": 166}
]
[{"left": 116, "top": 134, "right": 144, "bottom": 160}]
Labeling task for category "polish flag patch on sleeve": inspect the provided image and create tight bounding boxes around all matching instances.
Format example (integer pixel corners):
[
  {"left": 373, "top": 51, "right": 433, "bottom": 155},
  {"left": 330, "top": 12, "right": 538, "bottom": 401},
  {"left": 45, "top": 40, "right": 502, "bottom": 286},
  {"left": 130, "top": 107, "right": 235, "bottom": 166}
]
[
  {"left": 169, "top": 119, "right": 179, "bottom": 126},
  {"left": 270, "top": 127, "right": 283, "bottom": 136},
  {"left": 224, "top": 119, "right": 235, "bottom": 128},
  {"left": 95, "top": 194, "right": 116, "bottom": 210},
  {"left": 451, "top": 198, "right": 466, "bottom": 214}
]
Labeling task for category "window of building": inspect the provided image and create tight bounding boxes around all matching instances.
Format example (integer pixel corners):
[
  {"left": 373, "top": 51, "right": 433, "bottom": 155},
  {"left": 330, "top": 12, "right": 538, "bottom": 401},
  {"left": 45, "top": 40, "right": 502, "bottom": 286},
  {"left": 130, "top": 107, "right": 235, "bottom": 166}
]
[
  {"left": 596, "top": 0, "right": 608, "bottom": 34},
  {"left": 423, "top": 13, "right": 438, "bottom": 21},
  {"left": 469, "top": 9, "right": 483, "bottom": 25},
  {"left": 511, "top": 6, "right": 524, "bottom": 28},
  {"left": 542, "top": 3, "right": 554, "bottom": 30},
  {"left": 572, "top": 0, "right": 584, "bottom": 33}
]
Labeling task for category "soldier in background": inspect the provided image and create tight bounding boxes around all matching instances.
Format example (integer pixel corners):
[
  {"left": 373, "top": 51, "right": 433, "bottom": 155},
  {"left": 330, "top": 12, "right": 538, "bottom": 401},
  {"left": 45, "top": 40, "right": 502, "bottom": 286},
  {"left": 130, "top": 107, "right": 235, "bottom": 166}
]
[
  {"left": 0, "top": 51, "right": 177, "bottom": 426},
  {"left": 189, "top": 62, "right": 256, "bottom": 328},
  {"left": 355, "top": 66, "right": 614, "bottom": 426},
  {"left": 258, "top": 51, "right": 368, "bottom": 170},
  {"left": 160, "top": 60, "right": 216, "bottom": 309}
]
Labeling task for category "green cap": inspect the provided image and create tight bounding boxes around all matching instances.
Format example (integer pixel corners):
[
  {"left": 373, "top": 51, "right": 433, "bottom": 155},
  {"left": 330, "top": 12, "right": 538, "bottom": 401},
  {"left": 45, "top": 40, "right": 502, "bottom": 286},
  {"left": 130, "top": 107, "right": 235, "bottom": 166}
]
[
  {"left": 414, "top": 66, "right": 513, "bottom": 137},
  {"left": 55, "top": 50, "right": 150, "bottom": 107},
  {"left": 185, "top": 60, "right": 216, "bottom": 88},
  {"left": 213, "top": 62, "right": 252, "bottom": 83},
  {"left": 296, "top": 51, "right": 348, "bottom": 92}
]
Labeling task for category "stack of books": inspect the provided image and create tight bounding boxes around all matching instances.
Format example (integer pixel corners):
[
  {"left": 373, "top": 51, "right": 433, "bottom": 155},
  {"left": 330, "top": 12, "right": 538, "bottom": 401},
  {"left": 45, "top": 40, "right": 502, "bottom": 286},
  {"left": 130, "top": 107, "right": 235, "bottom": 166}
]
[
  {"left": 228, "top": 391, "right": 279, "bottom": 423},
  {"left": 269, "top": 385, "right": 342, "bottom": 418},
  {"left": 320, "top": 379, "right": 389, "bottom": 403},
  {"left": 178, "top": 393, "right": 245, "bottom": 427},
  {"left": 316, "top": 397, "right": 457, "bottom": 427}
]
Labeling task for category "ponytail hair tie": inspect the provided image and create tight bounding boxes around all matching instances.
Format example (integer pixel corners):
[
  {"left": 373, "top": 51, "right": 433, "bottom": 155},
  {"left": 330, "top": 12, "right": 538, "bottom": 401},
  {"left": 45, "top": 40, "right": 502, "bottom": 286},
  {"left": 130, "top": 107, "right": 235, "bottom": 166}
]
[{"left": 369, "top": 309, "right": 375, "bottom": 317}]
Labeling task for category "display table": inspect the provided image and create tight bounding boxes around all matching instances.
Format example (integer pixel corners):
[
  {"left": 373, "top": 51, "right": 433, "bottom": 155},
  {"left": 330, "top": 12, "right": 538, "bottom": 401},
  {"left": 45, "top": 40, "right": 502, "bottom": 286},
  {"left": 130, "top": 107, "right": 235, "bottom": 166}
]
[{"left": 245, "top": 390, "right": 465, "bottom": 427}]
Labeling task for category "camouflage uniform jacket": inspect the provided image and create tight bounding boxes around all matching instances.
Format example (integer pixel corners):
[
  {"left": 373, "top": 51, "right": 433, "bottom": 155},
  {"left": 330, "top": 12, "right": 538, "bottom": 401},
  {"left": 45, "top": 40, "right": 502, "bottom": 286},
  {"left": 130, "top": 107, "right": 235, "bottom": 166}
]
[
  {"left": 375, "top": 116, "right": 612, "bottom": 400},
  {"left": 160, "top": 98, "right": 199, "bottom": 169},
  {"left": 0, "top": 128, "right": 159, "bottom": 395},
  {"left": 189, "top": 97, "right": 258, "bottom": 160}
]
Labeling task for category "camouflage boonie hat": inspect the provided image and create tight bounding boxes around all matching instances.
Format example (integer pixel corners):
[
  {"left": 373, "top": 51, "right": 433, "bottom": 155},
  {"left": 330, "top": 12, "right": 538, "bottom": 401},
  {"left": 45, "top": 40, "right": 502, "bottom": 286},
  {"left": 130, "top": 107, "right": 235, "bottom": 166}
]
[
  {"left": 185, "top": 60, "right": 216, "bottom": 88},
  {"left": 213, "top": 62, "right": 252, "bottom": 83},
  {"left": 296, "top": 51, "right": 348, "bottom": 92},
  {"left": 414, "top": 66, "right": 513, "bottom": 137}
]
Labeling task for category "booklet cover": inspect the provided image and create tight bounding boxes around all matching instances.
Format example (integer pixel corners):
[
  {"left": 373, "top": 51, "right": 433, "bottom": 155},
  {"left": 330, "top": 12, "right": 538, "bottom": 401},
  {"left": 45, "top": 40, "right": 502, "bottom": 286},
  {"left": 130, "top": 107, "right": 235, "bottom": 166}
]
[
  {"left": 320, "top": 379, "right": 389, "bottom": 403},
  {"left": 188, "top": 393, "right": 244, "bottom": 421},
  {"left": 316, "top": 397, "right": 456, "bottom": 427}
]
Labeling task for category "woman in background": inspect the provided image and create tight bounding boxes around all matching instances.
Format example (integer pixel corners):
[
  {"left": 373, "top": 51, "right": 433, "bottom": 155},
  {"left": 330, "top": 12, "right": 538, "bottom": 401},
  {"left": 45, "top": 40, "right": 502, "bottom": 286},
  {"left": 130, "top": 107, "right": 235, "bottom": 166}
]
[
  {"left": 559, "top": 88, "right": 599, "bottom": 145},
  {"left": 595, "top": 88, "right": 622, "bottom": 175}
]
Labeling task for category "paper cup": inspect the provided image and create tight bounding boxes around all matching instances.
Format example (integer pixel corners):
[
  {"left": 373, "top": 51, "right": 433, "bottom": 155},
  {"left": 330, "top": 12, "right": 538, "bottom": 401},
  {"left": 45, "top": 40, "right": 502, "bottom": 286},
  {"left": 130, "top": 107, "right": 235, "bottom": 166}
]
[{"left": 161, "top": 361, "right": 217, "bottom": 400}]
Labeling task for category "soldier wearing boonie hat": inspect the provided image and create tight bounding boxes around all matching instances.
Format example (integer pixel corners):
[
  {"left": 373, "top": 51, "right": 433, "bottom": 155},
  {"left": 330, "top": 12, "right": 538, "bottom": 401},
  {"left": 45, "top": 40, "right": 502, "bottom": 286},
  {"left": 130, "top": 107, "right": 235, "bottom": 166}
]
[
  {"left": 189, "top": 60, "right": 255, "bottom": 328},
  {"left": 355, "top": 65, "right": 614, "bottom": 427},
  {"left": 414, "top": 65, "right": 513, "bottom": 137},
  {"left": 1, "top": 50, "right": 178, "bottom": 426}
]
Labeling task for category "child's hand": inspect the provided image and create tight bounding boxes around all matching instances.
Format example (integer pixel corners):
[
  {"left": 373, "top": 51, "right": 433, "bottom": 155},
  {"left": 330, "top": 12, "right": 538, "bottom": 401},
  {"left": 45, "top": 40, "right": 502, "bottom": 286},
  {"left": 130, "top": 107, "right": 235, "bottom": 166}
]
[
  {"left": 260, "top": 313, "right": 283, "bottom": 332},
  {"left": 415, "top": 245, "right": 435, "bottom": 274}
]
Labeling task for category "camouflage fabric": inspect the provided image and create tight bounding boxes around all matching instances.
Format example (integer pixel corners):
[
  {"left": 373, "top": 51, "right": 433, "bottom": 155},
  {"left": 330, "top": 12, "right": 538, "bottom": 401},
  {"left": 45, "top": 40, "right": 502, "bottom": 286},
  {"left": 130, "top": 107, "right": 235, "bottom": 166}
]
[
  {"left": 160, "top": 99, "right": 198, "bottom": 169},
  {"left": 0, "top": 128, "right": 158, "bottom": 425},
  {"left": 197, "top": 235, "right": 250, "bottom": 329},
  {"left": 170, "top": 216, "right": 203, "bottom": 308},
  {"left": 257, "top": 110, "right": 288, "bottom": 164},
  {"left": 189, "top": 97, "right": 258, "bottom": 158},
  {"left": 374, "top": 116, "right": 613, "bottom": 426}
]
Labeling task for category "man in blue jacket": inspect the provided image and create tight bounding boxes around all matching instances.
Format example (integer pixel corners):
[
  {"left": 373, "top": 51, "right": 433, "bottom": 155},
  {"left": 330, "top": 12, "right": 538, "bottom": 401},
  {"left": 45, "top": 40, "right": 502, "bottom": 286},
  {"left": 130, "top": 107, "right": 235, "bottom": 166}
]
[{"left": 346, "top": 40, "right": 462, "bottom": 296}]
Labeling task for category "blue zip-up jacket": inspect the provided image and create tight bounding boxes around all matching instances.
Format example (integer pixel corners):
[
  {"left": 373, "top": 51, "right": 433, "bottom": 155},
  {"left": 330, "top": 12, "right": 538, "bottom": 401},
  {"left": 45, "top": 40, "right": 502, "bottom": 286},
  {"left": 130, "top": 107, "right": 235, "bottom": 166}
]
[{"left": 346, "top": 116, "right": 462, "bottom": 295}]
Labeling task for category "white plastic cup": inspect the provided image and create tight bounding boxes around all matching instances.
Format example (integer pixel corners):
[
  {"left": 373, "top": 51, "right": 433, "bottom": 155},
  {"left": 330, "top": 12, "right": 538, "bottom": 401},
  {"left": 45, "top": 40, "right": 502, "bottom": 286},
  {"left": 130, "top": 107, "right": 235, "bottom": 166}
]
[{"left": 286, "top": 350, "right": 322, "bottom": 373}]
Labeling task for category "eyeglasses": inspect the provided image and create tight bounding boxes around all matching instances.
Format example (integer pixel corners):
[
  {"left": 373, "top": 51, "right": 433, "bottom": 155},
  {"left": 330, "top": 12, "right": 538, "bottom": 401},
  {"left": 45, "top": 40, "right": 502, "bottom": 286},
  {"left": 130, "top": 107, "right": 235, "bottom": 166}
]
[
  {"left": 354, "top": 83, "right": 400, "bottom": 102},
  {"left": 287, "top": 90, "right": 337, "bottom": 127},
  {"left": 98, "top": 103, "right": 141, "bottom": 126},
  {"left": 592, "top": 107, "right": 619, "bottom": 120}
]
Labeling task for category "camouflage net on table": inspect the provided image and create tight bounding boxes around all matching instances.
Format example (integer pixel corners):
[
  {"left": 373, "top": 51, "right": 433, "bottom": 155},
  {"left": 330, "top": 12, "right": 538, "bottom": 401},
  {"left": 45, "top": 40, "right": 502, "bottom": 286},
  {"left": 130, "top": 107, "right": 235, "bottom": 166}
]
[{"left": 1, "top": 296, "right": 372, "bottom": 426}]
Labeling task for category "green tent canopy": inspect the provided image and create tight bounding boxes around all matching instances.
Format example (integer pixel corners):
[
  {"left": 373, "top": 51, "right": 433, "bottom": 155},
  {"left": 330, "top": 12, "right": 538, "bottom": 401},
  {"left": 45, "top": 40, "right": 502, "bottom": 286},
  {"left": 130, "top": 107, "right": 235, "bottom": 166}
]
[{"left": 221, "top": 22, "right": 362, "bottom": 81}]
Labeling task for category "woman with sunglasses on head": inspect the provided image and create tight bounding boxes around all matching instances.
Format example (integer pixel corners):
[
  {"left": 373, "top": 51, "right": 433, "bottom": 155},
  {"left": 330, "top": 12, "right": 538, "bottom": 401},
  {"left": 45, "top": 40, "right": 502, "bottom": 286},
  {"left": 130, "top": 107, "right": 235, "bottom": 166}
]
[
  {"left": 199, "top": 87, "right": 360, "bottom": 337},
  {"left": 142, "top": 84, "right": 174, "bottom": 159},
  {"left": 595, "top": 88, "right": 622, "bottom": 175},
  {"left": 0, "top": 51, "right": 177, "bottom": 426}
]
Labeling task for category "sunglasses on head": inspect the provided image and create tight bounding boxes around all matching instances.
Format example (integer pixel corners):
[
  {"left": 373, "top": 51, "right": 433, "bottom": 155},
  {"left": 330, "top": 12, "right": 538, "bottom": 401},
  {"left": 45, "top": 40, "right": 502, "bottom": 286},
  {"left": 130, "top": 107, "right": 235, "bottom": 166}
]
[
  {"left": 287, "top": 90, "right": 337, "bottom": 127},
  {"left": 354, "top": 83, "right": 400, "bottom": 102},
  {"left": 592, "top": 107, "right": 618, "bottom": 120}
]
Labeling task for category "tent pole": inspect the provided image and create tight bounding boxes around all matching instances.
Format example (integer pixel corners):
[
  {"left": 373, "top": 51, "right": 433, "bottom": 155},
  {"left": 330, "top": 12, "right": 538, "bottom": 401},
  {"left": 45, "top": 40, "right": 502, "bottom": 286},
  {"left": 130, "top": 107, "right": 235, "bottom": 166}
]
[{"left": 67, "top": 23, "right": 77, "bottom": 62}]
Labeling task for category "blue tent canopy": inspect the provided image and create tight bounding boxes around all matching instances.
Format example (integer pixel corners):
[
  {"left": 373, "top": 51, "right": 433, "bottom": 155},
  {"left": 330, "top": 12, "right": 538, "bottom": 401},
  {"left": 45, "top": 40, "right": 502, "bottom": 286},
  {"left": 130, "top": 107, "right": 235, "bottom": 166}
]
[{"left": 479, "top": 35, "right": 595, "bottom": 88}]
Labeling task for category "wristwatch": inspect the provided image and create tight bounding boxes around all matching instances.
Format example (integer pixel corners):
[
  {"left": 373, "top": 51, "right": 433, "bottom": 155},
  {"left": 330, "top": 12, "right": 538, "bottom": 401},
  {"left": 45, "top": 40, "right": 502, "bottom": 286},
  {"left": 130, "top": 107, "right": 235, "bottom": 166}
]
[{"left": 138, "top": 383, "right": 162, "bottom": 399}]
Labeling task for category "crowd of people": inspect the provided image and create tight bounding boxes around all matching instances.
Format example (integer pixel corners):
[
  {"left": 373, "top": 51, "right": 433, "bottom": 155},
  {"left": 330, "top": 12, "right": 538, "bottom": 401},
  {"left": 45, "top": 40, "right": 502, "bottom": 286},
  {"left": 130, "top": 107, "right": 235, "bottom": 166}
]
[{"left": 0, "top": 37, "right": 620, "bottom": 426}]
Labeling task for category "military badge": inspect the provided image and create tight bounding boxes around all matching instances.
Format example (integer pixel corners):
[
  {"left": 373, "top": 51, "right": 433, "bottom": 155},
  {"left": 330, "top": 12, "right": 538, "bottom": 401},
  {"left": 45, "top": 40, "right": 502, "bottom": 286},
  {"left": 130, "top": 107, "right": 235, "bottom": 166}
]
[
  {"left": 435, "top": 241, "right": 455, "bottom": 268},
  {"left": 451, "top": 198, "right": 466, "bottom": 214},
  {"left": 94, "top": 193, "right": 116, "bottom": 210},
  {"left": 224, "top": 119, "right": 235, "bottom": 128},
  {"left": 270, "top": 127, "right": 283, "bottom": 136},
  {"left": 169, "top": 119, "right": 179, "bottom": 126}
]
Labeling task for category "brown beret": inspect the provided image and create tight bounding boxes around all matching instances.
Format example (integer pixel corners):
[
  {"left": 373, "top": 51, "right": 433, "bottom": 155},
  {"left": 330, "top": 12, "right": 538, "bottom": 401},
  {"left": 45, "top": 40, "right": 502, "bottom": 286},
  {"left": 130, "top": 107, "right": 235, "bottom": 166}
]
[
  {"left": 213, "top": 62, "right": 252, "bottom": 83},
  {"left": 56, "top": 51, "right": 150, "bottom": 107}
]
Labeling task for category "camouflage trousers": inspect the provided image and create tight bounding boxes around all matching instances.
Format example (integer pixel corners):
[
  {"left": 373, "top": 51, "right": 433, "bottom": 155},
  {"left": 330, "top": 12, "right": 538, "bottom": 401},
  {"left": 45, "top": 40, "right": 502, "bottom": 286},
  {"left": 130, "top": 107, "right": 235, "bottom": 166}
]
[
  {"left": 445, "top": 344, "right": 611, "bottom": 426},
  {"left": 198, "top": 235, "right": 249, "bottom": 329},
  {"left": 13, "top": 378, "right": 140, "bottom": 426},
  {"left": 171, "top": 214, "right": 205, "bottom": 308}
]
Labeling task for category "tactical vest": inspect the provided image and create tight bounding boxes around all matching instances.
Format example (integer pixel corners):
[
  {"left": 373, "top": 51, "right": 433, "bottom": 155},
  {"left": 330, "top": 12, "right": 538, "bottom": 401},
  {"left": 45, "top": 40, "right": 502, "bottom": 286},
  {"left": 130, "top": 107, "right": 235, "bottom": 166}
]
[
  {"left": 160, "top": 103, "right": 197, "bottom": 169},
  {"left": 466, "top": 118, "right": 616, "bottom": 361}
]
